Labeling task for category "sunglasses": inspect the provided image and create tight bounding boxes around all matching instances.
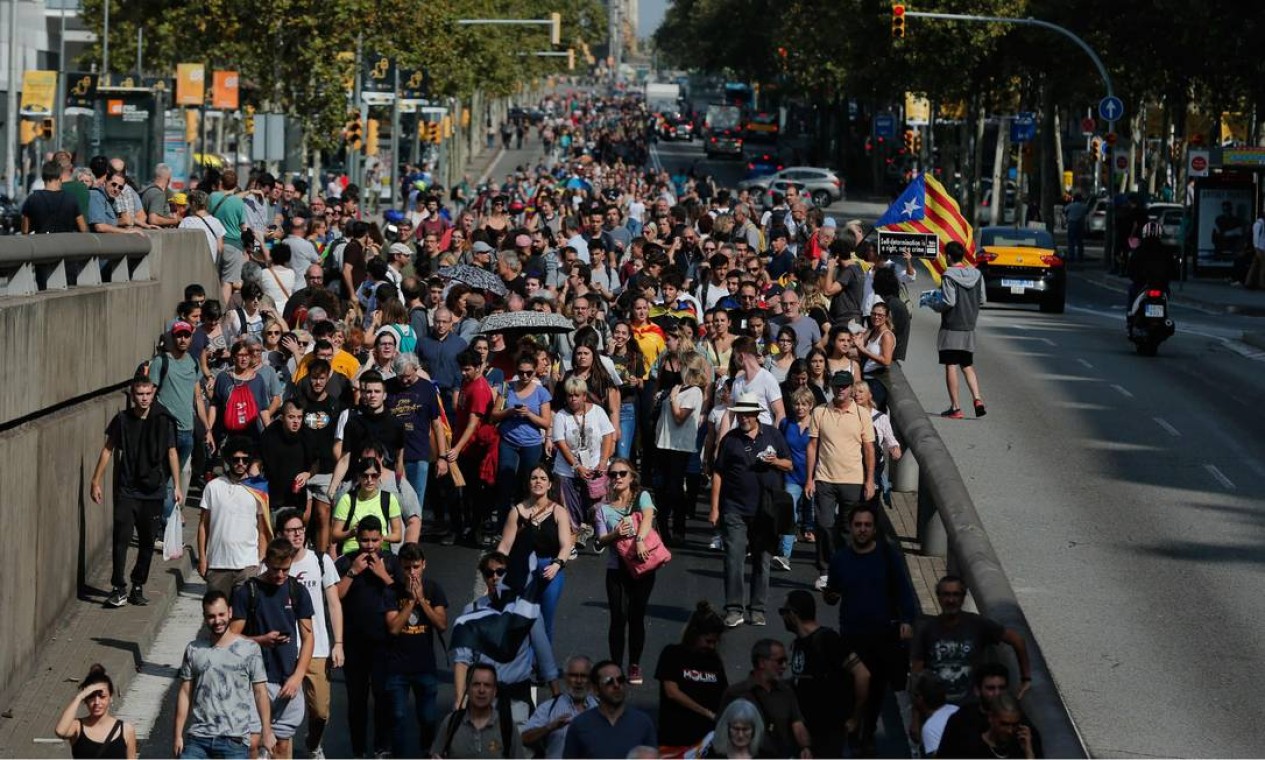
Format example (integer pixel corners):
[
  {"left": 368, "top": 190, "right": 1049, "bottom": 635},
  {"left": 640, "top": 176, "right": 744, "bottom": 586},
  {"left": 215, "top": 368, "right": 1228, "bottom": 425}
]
[
  {"left": 608, "top": 470, "right": 631, "bottom": 479},
  {"left": 360, "top": 471, "right": 381, "bottom": 479},
  {"left": 482, "top": 567, "right": 508, "bottom": 579},
  {"left": 109, "top": 182, "right": 125, "bottom": 189},
  {"left": 228, "top": 455, "right": 251, "bottom": 463},
  {"left": 600, "top": 675, "right": 628, "bottom": 687}
]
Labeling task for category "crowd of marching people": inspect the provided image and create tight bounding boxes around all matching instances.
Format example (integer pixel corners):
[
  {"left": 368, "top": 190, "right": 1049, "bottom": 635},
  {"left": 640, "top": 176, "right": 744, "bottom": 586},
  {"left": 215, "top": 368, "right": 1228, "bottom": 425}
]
[{"left": 65, "top": 90, "right": 1039, "bottom": 759}]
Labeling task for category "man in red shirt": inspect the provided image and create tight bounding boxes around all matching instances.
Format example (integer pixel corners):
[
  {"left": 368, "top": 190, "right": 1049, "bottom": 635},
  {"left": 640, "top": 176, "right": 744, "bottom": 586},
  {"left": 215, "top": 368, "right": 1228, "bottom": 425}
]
[{"left": 444, "top": 349, "right": 498, "bottom": 546}]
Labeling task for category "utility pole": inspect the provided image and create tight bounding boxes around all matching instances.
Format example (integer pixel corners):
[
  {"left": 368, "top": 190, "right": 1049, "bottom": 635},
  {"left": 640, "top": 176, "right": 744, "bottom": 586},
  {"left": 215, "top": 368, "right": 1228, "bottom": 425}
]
[
  {"left": 349, "top": 32, "right": 362, "bottom": 185},
  {"left": 102, "top": 0, "right": 109, "bottom": 77},
  {"left": 55, "top": 4, "right": 65, "bottom": 152},
  {"left": 389, "top": 65, "right": 399, "bottom": 211},
  {"left": 6, "top": 0, "right": 19, "bottom": 199}
]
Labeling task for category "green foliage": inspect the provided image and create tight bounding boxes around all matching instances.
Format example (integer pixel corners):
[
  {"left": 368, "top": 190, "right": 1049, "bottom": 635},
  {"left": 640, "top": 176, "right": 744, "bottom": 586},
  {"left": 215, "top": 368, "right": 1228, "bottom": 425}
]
[{"left": 75, "top": 0, "right": 602, "bottom": 149}]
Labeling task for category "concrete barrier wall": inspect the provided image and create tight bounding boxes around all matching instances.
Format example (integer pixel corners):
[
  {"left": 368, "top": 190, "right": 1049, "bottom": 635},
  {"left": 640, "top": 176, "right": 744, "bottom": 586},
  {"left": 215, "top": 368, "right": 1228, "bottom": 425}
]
[
  {"left": 0, "top": 230, "right": 217, "bottom": 702},
  {"left": 0, "top": 231, "right": 216, "bottom": 425}
]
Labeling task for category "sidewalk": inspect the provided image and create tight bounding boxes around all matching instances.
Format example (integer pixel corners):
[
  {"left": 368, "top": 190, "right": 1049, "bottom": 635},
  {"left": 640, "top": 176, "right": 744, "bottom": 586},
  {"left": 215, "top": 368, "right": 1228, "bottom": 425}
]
[
  {"left": 0, "top": 503, "right": 199, "bottom": 759},
  {"left": 1066, "top": 247, "right": 1265, "bottom": 346}
]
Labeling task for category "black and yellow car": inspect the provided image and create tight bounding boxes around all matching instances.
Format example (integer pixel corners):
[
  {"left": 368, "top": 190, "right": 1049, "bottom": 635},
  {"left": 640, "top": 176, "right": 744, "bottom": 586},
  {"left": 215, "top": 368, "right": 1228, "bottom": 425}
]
[{"left": 975, "top": 226, "right": 1066, "bottom": 313}]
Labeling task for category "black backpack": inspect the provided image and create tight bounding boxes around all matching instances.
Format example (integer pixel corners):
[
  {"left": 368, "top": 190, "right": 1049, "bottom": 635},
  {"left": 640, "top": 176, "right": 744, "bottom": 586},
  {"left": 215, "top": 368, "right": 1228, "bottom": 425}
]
[
  {"left": 439, "top": 700, "right": 515, "bottom": 758},
  {"left": 242, "top": 576, "right": 304, "bottom": 635}
]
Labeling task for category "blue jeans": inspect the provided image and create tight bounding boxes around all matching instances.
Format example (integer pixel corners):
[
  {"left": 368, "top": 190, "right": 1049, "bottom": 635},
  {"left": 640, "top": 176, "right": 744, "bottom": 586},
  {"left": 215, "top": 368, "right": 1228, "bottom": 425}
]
[
  {"left": 533, "top": 558, "right": 566, "bottom": 641},
  {"left": 164, "top": 429, "right": 195, "bottom": 524},
  {"left": 497, "top": 440, "right": 544, "bottom": 521},
  {"left": 404, "top": 460, "right": 431, "bottom": 521},
  {"left": 181, "top": 734, "right": 250, "bottom": 759},
  {"left": 780, "top": 482, "right": 805, "bottom": 558},
  {"left": 384, "top": 671, "right": 440, "bottom": 757},
  {"left": 616, "top": 401, "right": 636, "bottom": 460}
]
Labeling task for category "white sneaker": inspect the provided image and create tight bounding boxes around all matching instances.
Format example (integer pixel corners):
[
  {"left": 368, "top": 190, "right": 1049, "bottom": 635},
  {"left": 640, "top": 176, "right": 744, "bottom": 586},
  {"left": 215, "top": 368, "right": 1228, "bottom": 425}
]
[
  {"left": 772, "top": 555, "right": 792, "bottom": 572},
  {"left": 310, "top": 748, "right": 326, "bottom": 760},
  {"left": 709, "top": 535, "right": 724, "bottom": 551},
  {"left": 813, "top": 575, "right": 829, "bottom": 591}
]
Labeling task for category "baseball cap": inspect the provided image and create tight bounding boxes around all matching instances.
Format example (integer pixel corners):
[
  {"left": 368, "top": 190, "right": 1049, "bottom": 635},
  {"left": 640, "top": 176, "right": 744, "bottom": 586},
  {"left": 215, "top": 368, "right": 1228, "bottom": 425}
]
[
  {"left": 170, "top": 192, "right": 188, "bottom": 206},
  {"left": 171, "top": 320, "right": 194, "bottom": 335},
  {"left": 472, "top": 241, "right": 495, "bottom": 254},
  {"left": 829, "top": 369, "right": 855, "bottom": 388},
  {"left": 388, "top": 242, "right": 412, "bottom": 258}
]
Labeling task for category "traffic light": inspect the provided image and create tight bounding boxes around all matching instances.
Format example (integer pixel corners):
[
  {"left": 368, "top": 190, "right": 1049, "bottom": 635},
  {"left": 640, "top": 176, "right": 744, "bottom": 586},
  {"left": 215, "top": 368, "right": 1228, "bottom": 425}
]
[
  {"left": 1091, "top": 137, "right": 1103, "bottom": 162},
  {"left": 244, "top": 104, "right": 256, "bottom": 136},
  {"left": 567, "top": 48, "right": 576, "bottom": 70},
  {"left": 902, "top": 128, "right": 914, "bottom": 153},
  {"left": 891, "top": 4, "right": 906, "bottom": 39},
  {"left": 40, "top": 118, "right": 54, "bottom": 140},
  {"left": 912, "top": 131, "right": 923, "bottom": 153},
  {"left": 346, "top": 115, "right": 363, "bottom": 151},
  {"left": 550, "top": 12, "right": 562, "bottom": 46},
  {"left": 366, "top": 118, "right": 380, "bottom": 155}
]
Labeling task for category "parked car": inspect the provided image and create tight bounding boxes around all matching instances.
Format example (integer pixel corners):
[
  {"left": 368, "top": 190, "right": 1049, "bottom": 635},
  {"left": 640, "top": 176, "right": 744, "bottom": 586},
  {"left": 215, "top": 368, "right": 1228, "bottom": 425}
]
[
  {"left": 659, "top": 113, "right": 694, "bottom": 141},
  {"left": 974, "top": 179, "right": 1017, "bottom": 225},
  {"left": 975, "top": 226, "right": 1066, "bottom": 313},
  {"left": 737, "top": 166, "right": 845, "bottom": 207},
  {"left": 1087, "top": 197, "right": 1110, "bottom": 238},
  {"left": 744, "top": 112, "right": 780, "bottom": 142},
  {"left": 1146, "top": 202, "right": 1184, "bottom": 250}
]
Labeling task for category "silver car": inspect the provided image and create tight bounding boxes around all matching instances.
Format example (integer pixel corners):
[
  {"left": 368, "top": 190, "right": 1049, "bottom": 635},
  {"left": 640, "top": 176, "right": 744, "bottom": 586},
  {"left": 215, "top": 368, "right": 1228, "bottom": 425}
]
[{"left": 736, "top": 166, "right": 845, "bottom": 207}]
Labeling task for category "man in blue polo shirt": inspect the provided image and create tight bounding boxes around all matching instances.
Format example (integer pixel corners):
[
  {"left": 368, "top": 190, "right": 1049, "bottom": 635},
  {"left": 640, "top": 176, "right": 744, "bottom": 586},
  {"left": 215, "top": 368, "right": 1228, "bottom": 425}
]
[
  {"left": 418, "top": 307, "right": 467, "bottom": 415},
  {"left": 563, "top": 661, "right": 656, "bottom": 758},
  {"left": 710, "top": 392, "right": 793, "bottom": 629}
]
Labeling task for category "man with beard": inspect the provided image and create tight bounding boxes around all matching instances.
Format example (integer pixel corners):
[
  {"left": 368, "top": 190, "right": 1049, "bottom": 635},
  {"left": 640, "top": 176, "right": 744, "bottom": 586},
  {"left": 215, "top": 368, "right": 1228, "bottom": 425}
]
[
  {"left": 295, "top": 359, "right": 345, "bottom": 553},
  {"left": 782, "top": 589, "right": 869, "bottom": 758}
]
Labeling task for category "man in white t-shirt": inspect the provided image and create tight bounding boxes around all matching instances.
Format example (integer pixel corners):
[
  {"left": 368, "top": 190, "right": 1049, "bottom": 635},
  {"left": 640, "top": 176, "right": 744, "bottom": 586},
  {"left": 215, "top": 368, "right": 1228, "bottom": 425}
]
[
  {"left": 718, "top": 337, "right": 786, "bottom": 443},
  {"left": 198, "top": 437, "right": 269, "bottom": 599},
  {"left": 272, "top": 508, "right": 344, "bottom": 759}
]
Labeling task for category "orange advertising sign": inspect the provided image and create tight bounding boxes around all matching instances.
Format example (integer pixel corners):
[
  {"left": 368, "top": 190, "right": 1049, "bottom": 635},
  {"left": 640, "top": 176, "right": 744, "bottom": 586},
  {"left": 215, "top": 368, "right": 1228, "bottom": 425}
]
[
  {"left": 107, "top": 99, "right": 124, "bottom": 115},
  {"left": 212, "top": 71, "right": 239, "bottom": 109},
  {"left": 175, "top": 63, "right": 205, "bottom": 106}
]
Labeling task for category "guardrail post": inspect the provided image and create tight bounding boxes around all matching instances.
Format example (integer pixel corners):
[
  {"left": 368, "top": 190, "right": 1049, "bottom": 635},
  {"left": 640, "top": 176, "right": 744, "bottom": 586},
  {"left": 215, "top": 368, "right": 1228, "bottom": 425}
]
[
  {"left": 916, "top": 472, "right": 948, "bottom": 557},
  {"left": 892, "top": 448, "right": 919, "bottom": 493}
]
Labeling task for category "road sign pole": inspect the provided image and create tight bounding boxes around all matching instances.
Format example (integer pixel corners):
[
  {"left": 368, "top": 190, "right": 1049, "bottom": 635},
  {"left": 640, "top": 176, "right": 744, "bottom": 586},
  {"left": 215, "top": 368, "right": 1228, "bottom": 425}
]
[{"left": 1105, "top": 117, "right": 1115, "bottom": 272}]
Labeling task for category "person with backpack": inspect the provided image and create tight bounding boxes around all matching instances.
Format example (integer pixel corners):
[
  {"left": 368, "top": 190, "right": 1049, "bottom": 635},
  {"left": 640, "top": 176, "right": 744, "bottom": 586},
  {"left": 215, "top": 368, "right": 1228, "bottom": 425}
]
[
  {"left": 208, "top": 339, "right": 275, "bottom": 446},
  {"left": 230, "top": 537, "right": 315, "bottom": 760},
  {"left": 209, "top": 169, "right": 250, "bottom": 305},
  {"left": 89, "top": 374, "right": 182, "bottom": 609},
  {"left": 271, "top": 509, "right": 344, "bottom": 760},
  {"left": 432, "top": 664, "right": 525, "bottom": 758},
  {"left": 197, "top": 437, "right": 272, "bottom": 599},
  {"left": 224, "top": 281, "right": 270, "bottom": 345},
  {"left": 144, "top": 320, "right": 208, "bottom": 529}
]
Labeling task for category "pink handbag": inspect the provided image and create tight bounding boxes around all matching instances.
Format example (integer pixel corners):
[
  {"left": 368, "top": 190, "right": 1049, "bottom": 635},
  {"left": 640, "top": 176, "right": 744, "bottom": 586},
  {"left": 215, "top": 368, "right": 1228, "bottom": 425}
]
[{"left": 613, "top": 511, "right": 672, "bottom": 578}]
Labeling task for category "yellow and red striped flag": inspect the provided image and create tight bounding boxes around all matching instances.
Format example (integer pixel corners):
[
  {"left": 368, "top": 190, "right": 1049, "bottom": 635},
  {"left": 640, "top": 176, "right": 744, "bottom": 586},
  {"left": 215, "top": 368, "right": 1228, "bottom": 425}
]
[{"left": 875, "top": 174, "right": 975, "bottom": 283}]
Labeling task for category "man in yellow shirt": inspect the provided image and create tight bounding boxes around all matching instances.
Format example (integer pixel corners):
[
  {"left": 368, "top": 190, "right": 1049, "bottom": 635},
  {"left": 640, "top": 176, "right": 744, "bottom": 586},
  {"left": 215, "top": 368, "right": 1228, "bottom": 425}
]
[
  {"left": 804, "top": 370, "right": 875, "bottom": 588},
  {"left": 294, "top": 320, "right": 360, "bottom": 382}
]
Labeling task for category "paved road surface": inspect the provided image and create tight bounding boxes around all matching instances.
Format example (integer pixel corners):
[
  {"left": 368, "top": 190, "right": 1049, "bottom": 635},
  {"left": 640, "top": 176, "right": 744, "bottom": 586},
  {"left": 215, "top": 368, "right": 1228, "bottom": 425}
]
[{"left": 889, "top": 236, "right": 1265, "bottom": 756}]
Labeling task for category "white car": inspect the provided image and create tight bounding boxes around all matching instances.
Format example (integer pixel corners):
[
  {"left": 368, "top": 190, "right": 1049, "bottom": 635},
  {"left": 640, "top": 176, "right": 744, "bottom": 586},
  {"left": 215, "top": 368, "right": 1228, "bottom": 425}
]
[{"left": 735, "top": 167, "right": 845, "bottom": 207}]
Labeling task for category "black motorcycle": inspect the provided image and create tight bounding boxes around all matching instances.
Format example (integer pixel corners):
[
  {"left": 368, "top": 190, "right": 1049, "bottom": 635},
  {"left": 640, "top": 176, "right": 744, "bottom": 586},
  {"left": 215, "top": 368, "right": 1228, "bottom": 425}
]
[{"left": 1127, "top": 285, "right": 1175, "bottom": 356}]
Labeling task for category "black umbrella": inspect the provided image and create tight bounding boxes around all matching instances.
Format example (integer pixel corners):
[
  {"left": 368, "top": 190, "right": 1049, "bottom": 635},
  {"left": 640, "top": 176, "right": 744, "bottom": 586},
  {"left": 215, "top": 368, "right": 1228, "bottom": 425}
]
[
  {"left": 477, "top": 311, "right": 576, "bottom": 335},
  {"left": 438, "top": 264, "right": 509, "bottom": 296}
]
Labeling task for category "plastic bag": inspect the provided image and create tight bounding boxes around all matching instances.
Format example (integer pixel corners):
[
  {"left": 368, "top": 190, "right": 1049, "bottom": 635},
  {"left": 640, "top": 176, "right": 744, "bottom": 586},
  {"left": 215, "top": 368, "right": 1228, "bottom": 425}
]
[{"left": 163, "top": 515, "right": 184, "bottom": 561}]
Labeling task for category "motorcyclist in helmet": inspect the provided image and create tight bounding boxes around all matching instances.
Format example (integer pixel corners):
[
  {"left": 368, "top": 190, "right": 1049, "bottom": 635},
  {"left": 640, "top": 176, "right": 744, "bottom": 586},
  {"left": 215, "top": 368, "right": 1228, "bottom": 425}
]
[{"left": 1126, "top": 220, "right": 1179, "bottom": 317}]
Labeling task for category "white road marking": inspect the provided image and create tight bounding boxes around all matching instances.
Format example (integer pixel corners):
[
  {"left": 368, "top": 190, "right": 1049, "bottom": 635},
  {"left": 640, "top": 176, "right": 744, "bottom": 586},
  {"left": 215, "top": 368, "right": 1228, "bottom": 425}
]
[
  {"left": 1039, "top": 337, "right": 1057, "bottom": 346},
  {"left": 1077, "top": 358, "right": 1094, "bottom": 370},
  {"left": 114, "top": 584, "right": 207, "bottom": 740},
  {"left": 1153, "top": 417, "right": 1181, "bottom": 437},
  {"left": 1204, "top": 464, "right": 1236, "bottom": 491},
  {"left": 1111, "top": 384, "right": 1134, "bottom": 398}
]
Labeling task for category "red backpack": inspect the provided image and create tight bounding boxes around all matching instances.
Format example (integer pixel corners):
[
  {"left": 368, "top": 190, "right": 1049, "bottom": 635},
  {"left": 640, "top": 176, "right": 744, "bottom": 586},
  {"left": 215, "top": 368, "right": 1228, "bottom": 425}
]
[{"left": 224, "top": 379, "right": 260, "bottom": 432}]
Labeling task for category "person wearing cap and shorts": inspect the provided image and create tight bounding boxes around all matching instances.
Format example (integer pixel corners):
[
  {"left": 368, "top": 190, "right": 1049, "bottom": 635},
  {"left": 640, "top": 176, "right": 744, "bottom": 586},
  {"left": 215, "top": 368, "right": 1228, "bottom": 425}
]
[
  {"left": 805, "top": 370, "right": 875, "bottom": 589},
  {"left": 710, "top": 392, "right": 794, "bottom": 628},
  {"left": 148, "top": 319, "right": 209, "bottom": 528}
]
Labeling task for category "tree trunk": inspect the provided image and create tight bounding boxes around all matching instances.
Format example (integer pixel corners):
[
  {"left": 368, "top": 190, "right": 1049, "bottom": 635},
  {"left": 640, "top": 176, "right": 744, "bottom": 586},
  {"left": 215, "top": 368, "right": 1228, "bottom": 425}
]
[{"left": 1039, "top": 80, "right": 1059, "bottom": 232}]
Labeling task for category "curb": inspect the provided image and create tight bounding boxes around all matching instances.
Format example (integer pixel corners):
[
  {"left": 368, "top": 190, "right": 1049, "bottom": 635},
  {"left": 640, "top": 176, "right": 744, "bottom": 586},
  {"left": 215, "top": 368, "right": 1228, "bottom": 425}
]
[
  {"left": 1069, "top": 270, "right": 1265, "bottom": 317},
  {"left": 1242, "top": 332, "right": 1265, "bottom": 351}
]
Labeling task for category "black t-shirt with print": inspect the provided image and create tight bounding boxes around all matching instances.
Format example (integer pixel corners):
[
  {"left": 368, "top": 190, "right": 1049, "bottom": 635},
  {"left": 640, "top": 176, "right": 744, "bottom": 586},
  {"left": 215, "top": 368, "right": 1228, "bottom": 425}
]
[
  {"left": 381, "top": 577, "right": 449, "bottom": 674},
  {"left": 298, "top": 393, "right": 345, "bottom": 474},
  {"left": 655, "top": 643, "right": 728, "bottom": 746}
]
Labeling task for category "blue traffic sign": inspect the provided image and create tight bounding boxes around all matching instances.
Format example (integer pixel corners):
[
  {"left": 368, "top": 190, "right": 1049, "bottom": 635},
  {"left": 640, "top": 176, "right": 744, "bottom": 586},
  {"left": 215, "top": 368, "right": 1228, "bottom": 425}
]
[
  {"left": 1098, "top": 95, "right": 1124, "bottom": 122},
  {"left": 874, "top": 113, "right": 896, "bottom": 139},
  {"left": 1011, "top": 113, "right": 1036, "bottom": 143}
]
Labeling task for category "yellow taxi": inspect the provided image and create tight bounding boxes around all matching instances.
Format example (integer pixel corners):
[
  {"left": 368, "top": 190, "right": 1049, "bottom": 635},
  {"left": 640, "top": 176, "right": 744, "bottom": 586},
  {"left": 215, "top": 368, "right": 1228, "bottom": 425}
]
[{"left": 975, "top": 226, "right": 1066, "bottom": 313}]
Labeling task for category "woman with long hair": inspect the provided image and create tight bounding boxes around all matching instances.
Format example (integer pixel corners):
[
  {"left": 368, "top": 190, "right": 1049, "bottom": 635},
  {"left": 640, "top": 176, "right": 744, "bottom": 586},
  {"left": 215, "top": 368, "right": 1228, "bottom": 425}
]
[
  {"left": 825, "top": 324, "right": 862, "bottom": 380},
  {"left": 495, "top": 465, "right": 573, "bottom": 639},
  {"left": 607, "top": 321, "right": 646, "bottom": 461},
  {"left": 780, "top": 358, "right": 827, "bottom": 408},
  {"left": 702, "top": 308, "right": 736, "bottom": 378},
  {"left": 55, "top": 664, "right": 136, "bottom": 758},
  {"left": 855, "top": 300, "right": 896, "bottom": 410},
  {"left": 551, "top": 376, "right": 616, "bottom": 550},
  {"left": 765, "top": 326, "right": 798, "bottom": 382},
  {"left": 468, "top": 334, "right": 506, "bottom": 398},
  {"left": 557, "top": 330, "right": 620, "bottom": 442},
  {"left": 376, "top": 298, "right": 418, "bottom": 354},
  {"left": 491, "top": 351, "right": 553, "bottom": 525},
  {"left": 710, "top": 699, "right": 763, "bottom": 759},
  {"left": 655, "top": 601, "right": 729, "bottom": 751},
  {"left": 655, "top": 356, "right": 708, "bottom": 543},
  {"left": 594, "top": 457, "right": 659, "bottom": 686},
  {"left": 853, "top": 381, "right": 902, "bottom": 509},
  {"left": 808, "top": 347, "right": 836, "bottom": 402}
]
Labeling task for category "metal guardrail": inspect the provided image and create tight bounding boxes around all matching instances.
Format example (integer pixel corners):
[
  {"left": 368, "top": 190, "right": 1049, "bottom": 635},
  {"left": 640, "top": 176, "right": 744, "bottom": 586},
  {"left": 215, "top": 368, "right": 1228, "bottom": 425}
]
[
  {"left": 0, "top": 233, "right": 153, "bottom": 296},
  {"left": 886, "top": 364, "right": 1087, "bottom": 758}
]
